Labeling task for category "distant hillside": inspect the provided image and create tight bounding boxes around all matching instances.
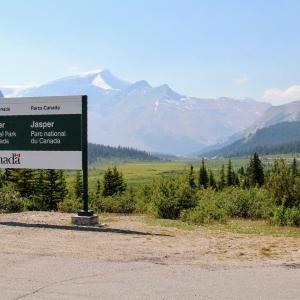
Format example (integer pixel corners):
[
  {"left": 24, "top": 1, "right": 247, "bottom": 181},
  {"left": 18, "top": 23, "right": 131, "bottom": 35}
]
[
  {"left": 88, "top": 143, "right": 160, "bottom": 163},
  {"left": 195, "top": 99, "right": 300, "bottom": 157},
  {"left": 0, "top": 90, "right": 3, "bottom": 98},
  {"left": 248, "top": 100, "right": 300, "bottom": 131},
  {"left": 204, "top": 120, "right": 300, "bottom": 157}
]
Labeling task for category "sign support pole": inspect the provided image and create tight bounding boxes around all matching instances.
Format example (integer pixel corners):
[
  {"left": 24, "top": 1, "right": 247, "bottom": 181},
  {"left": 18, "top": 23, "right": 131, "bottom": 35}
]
[{"left": 78, "top": 95, "right": 93, "bottom": 217}]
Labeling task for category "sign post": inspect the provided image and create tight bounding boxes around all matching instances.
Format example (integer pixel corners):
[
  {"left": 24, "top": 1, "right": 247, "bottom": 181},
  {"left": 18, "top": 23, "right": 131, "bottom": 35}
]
[
  {"left": 0, "top": 95, "right": 97, "bottom": 225},
  {"left": 78, "top": 95, "right": 93, "bottom": 217}
]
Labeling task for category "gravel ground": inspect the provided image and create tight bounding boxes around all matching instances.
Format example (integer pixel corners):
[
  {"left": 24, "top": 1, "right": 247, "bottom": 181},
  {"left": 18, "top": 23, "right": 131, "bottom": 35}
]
[{"left": 0, "top": 212, "right": 299, "bottom": 299}]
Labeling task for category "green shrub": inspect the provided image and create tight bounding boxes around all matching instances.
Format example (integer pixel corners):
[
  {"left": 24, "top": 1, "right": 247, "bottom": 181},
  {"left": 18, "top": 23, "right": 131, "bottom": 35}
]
[
  {"left": 58, "top": 197, "right": 81, "bottom": 213},
  {"left": 181, "top": 200, "right": 228, "bottom": 225},
  {"left": 135, "top": 185, "right": 152, "bottom": 213},
  {"left": 0, "top": 187, "right": 24, "bottom": 213},
  {"left": 271, "top": 206, "right": 300, "bottom": 226},
  {"left": 151, "top": 177, "right": 197, "bottom": 219},
  {"left": 101, "top": 189, "right": 136, "bottom": 213}
]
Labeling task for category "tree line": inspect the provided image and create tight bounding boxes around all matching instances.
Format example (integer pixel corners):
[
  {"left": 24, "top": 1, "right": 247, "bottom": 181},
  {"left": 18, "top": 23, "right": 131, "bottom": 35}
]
[{"left": 0, "top": 153, "right": 299, "bottom": 227}]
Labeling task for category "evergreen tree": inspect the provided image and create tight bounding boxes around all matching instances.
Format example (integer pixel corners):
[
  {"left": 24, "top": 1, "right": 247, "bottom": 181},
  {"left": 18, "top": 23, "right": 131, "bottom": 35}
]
[
  {"left": 74, "top": 171, "right": 83, "bottom": 199},
  {"left": 291, "top": 157, "right": 298, "bottom": 177},
  {"left": 96, "top": 179, "right": 101, "bottom": 198},
  {"left": 43, "top": 170, "right": 62, "bottom": 210},
  {"left": 188, "top": 165, "right": 196, "bottom": 188},
  {"left": 102, "top": 167, "right": 113, "bottom": 197},
  {"left": 238, "top": 166, "right": 245, "bottom": 177},
  {"left": 218, "top": 164, "right": 226, "bottom": 190},
  {"left": 112, "top": 166, "right": 126, "bottom": 194},
  {"left": 226, "top": 160, "right": 235, "bottom": 186},
  {"left": 57, "top": 170, "right": 68, "bottom": 201},
  {"left": 208, "top": 170, "right": 217, "bottom": 189},
  {"left": 4, "top": 169, "right": 36, "bottom": 197},
  {"left": 198, "top": 158, "right": 208, "bottom": 189},
  {"left": 102, "top": 166, "right": 126, "bottom": 197},
  {"left": 246, "top": 152, "right": 264, "bottom": 187}
]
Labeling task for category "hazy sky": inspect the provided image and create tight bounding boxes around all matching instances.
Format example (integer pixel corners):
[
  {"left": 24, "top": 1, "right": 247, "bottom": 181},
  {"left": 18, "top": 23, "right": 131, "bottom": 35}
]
[{"left": 1, "top": 0, "right": 300, "bottom": 104}]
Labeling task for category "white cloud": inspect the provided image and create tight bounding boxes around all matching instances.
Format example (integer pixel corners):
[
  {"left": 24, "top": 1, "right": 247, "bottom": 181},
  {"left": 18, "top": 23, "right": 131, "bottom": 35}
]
[
  {"left": 262, "top": 85, "right": 300, "bottom": 105},
  {"left": 234, "top": 74, "right": 249, "bottom": 84}
]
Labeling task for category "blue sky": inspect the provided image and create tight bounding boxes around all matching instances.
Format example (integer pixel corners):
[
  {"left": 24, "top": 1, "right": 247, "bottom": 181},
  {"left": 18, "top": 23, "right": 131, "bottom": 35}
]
[{"left": 1, "top": 0, "right": 300, "bottom": 104}]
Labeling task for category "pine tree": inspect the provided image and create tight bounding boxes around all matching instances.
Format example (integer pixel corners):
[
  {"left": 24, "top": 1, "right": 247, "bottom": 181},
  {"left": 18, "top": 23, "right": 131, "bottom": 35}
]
[
  {"left": 188, "top": 165, "right": 196, "bottom": 188},
  {"left": 102, "top": 166, "right": 126, "bottom": 197},
  {"left": 218, "top": 164, "right": 226, "bottom": 190},
  {"left": 291, "top": 158, "right": 298, "bottom": 177},
  {"left": 57, "top": 170, "right": 68, "bottom": 201},
  {"left": 198, "top": 158, "right": 208, "bottom": 189},
  {"left": 4, "top": 169, "right": 36, "bottom": 197},
  {"left": 74, "top": 171, "right": 83, "bottom": 199},
  {"left": 226, "top": 160, "right": 235, "bottom": 186},
  {"left": 96, "top": 179, "right": 101, "bottom": 198},
  {"left": 112, "top": 166, "right": 126, "bottom": 194},
  {"left": 208, "top": 170, "right": 217, "bottom": 189},
  {"left": 43, "top": 170, "right": 62, "bottom": 210},
  {"left": 102, "top": 167, "right": 113, "bottom": 197},
  {"left": 238, "top": 166, "right": 245, "bottom": 177},
  {"left": 246, "top": 152, "right": 264, "bottom": 187}
]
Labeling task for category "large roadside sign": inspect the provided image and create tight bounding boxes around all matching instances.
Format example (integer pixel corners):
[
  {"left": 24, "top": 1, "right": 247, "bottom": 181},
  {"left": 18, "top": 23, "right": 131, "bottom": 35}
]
[{"left": 0, "top": 95, "right": 87, "bottom": 170}]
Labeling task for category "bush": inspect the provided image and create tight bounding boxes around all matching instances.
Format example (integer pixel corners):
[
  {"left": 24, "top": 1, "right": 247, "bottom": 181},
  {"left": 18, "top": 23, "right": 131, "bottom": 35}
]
[
  {"left": 0, "top": 187, "right": 24, "bottom": 213},
  {"left": 101, "top": 189, "right": 136, "bottom": 213},
  {"left": 58, "top": 197, "right": 81, "bottom": 213},
  {"left": 135, "top": 185, "right": 152, "bottom": 213},
  {"left": 181, "top": 200, "right": 228, "bottom": 225},
  {"left": 271, "top": 206, "right": 300, "bottom": 226},
  {"left": 214, "top": 187, "right": 273, "bottom": 219},
  {"left": 151, "top": 177, "right": 197, "bottom": 219}
]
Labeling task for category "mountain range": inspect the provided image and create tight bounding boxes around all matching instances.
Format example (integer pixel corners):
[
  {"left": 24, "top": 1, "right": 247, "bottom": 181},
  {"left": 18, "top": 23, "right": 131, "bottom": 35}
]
[
  {"left": 0, "top": 70, "right": 271, "bottom": 155},
  {"left": 202, "top": 100, "right": 300, "bottom": 157}
]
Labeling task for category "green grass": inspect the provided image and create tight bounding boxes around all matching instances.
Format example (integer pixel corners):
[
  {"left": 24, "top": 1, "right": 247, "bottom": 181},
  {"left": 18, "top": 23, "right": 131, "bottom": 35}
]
[
  {"left": 65, "top": 153, "right": 300, "bottom": 191},
  {"left": 145, "top": 216, "right": 300, "bottom": 238}
]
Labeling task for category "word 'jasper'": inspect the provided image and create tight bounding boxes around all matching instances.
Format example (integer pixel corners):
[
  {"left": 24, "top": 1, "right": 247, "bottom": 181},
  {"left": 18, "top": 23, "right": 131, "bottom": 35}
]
[{"left": 30, "top": 121, "right": 55, "bottom": 129}]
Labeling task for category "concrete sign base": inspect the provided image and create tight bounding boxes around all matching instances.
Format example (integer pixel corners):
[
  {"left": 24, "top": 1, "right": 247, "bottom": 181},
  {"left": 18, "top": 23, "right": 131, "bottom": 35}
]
[{"left": 71, "top": 215, "right": 99, "bottom": 226}]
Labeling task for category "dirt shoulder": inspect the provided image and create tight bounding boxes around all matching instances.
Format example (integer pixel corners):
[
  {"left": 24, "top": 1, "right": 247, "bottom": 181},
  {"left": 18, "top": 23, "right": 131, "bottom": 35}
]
[{"left": 0, "top": 212, "right": 299, "bottom": 268}]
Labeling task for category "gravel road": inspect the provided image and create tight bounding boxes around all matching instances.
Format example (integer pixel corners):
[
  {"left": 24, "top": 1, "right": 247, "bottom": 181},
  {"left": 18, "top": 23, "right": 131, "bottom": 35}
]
[{"left": 0, "top": 212, "right": 299, "bottom": 299}]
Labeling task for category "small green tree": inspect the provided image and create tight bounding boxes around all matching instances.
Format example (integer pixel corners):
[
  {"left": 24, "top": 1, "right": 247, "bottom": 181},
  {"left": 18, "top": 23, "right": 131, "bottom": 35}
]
[
  {"left": 102, "top": 166, "right": 126, "bottom": 197},
  {"left": 188, "top": 165, "right": 197, "bottom": 188},
  {"left": 226, "top": 160, "right": 235, "bottom": 186},
  {"left": 43, "top": 170, "right": 63, "bottom": 210},
  {"left": 198, "top": 159, "right": 208, "bottom": 189},
  {"left": 291, "top": 158, "right": 298, "bottom": 177},
  {"left": 246, "top": 153, "right": 264, "bottom": 187},
  {"left": 74, "top": 171, "right": 83, "bottom": 199},
  {"left": 218, "top": 164, "right": 226, "bottom": 190},
  {"left": 57, "top": 170, "right": 68, "bottom": 201},
  {"left": 208, "top": 170, "right": 217, "bottom": 189},
  {"left": 266, "top": 158, "right": 297, "bottom": 208}
]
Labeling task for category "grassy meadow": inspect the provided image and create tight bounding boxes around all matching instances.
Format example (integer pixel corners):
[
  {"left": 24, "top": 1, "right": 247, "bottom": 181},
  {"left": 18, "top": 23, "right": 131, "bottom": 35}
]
[{"left": 66, "top": 153, "right": 300, "bottom": 192}]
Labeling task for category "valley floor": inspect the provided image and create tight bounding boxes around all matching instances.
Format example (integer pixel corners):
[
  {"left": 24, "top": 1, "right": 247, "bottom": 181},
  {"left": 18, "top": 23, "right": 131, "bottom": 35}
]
[{"left": 0, "top": 212, "right": 299, "bottom": 299}]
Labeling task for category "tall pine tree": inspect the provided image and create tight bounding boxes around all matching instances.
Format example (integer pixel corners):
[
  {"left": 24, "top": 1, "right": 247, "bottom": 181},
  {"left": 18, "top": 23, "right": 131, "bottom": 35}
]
[
  {"left": 226, "top": 160, "right": 235, "bottom": 186},
  {"left": 74, "top": 171, "right": 83, "bottom": 199},
  {"left": 218, "top": 164, "right": 226, "bottom": 190},
  {"left": 43, "top": 170, "right": 63, "bottom": 210},
  {"left": 246, "top": 152, "right": 264, "bottom": 187},
  {"left": 198, "top": 159, "right": 208, "bottom": 189},
  {"left": 188, "top": 165, "right": 196, "bottom": 188},
  {"left": 291, "top": 157, "right": 298, "bottom": 177}
]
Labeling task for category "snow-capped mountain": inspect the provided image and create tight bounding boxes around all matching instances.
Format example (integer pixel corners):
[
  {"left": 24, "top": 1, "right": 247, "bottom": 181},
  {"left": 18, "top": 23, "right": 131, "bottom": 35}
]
[{"left": 1, "top": 70, "right": 271, "bottom": 155}]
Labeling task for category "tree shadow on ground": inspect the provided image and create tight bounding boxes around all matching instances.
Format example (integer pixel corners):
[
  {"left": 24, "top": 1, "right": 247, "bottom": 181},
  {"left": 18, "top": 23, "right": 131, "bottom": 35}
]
[{"left": 0, "top": 221, "right": 173, "bottom": 237}]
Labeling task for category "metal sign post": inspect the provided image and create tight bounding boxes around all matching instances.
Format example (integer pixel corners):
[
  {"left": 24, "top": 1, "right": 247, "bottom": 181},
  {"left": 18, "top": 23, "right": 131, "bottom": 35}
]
[{"left": 78, "top": 95, "right": 93, "bottom": 217}]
